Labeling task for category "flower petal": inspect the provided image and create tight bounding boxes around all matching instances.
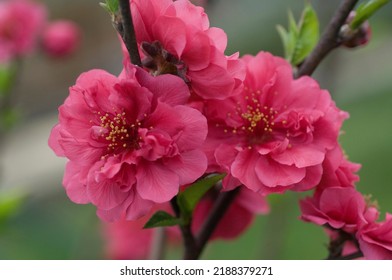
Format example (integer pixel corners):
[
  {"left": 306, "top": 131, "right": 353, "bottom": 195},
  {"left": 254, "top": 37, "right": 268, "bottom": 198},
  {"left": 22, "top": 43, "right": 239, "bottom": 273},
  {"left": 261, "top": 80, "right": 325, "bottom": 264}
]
[{"left": 136, "top": 161, "right": 179, "bottom": 203}]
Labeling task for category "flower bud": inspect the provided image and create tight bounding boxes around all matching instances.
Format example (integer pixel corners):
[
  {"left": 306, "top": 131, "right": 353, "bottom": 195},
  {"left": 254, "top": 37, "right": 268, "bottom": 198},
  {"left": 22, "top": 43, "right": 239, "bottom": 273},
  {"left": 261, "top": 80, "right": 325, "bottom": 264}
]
[
  {"left": 42, "top": 20, "right": 80, "bottom": 57},
  {"left": 341, "top": 12, "right": 371, "bottom": 48}
]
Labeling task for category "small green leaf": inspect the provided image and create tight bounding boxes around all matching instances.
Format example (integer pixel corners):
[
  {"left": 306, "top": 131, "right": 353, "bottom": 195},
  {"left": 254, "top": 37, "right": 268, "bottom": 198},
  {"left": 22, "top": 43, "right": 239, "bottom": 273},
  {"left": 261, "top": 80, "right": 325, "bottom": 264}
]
[
  {"left": 177, "top": 173, "right": 226, "bottom": 223},
  {"left": 291, "top": 3, "right": 319, "bottom": 66},
  {"left": 143, "top": 211, "right": 182, "bottom": 229},
  {"left": 277, "top": 4, "right": 319, "bottom": 66},
  {"left": 0, "top": 192, "right": 25, "bottom": 229},
  {"left": 350, "top": 0, "right": 390, "bottom": 30},
  {"left": 100, "top": 0, "right": 119, "bottom": 14}
]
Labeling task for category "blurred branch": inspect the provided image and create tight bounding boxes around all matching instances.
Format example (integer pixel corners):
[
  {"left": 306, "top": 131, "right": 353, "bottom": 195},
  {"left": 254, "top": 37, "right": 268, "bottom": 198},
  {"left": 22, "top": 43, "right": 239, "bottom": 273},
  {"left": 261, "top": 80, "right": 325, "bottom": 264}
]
[
  {"left": 149, "top": 227, "right": 167, "bottom": 260},
  {"left": 171, "top": 188, "right": 239, "bottom": 259},
  {"left": 334, "top": 251, "right": 364, "bottom": 260},
  {"left": 296, "top": 0, "right": 359, "bottom": 77},
  {"left": 118, "top": 0, "right": 141, "bottom": 66},
  {"left": 193, "top": 188, "right": 240, "bottom": 259}
]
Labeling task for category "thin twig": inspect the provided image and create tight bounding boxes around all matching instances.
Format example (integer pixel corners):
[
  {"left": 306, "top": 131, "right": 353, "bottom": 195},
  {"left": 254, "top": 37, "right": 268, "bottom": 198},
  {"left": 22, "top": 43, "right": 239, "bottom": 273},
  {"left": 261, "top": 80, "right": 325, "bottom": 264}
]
[
  {"left": 296, "top": 0, "right": 359, "bottom": 78},
  {"left": 118, "top": 0, "right": 141, "bottom": 66},
  {"left": 332, "top": 251, "right": 364, "bottom": 260},
  {"left": 192, "top": 188, "right": 240, "bottom": 259}
]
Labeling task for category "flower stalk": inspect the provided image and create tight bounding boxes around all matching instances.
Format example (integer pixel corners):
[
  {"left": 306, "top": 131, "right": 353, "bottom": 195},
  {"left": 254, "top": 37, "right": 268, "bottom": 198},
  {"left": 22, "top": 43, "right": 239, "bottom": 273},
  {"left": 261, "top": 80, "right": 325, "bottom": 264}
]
[
  {"left": 296, "top": 0, "right": 359, "bottom": 77},
  {"left": 118, "top": 0, "right": 141, "bottom": 66}
]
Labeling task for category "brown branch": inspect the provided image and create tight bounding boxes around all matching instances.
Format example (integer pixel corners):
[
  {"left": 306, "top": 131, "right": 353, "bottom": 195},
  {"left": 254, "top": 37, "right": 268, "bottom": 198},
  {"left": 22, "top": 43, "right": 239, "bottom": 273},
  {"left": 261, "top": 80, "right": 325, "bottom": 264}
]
[
  {"left": 296, "top": 0, "right": 359, "bottom": 78},
  {"left": 192, "top": 188, "right": 240, "bottom": 259},
  {"left": 118, "top": 0, "right": 141, "bottom": 66},
  {"left": 171, "top": 188, "right": 240, "bottom": 260},
  {"left": 335, "top": 251, "right": 364, "bottom": 260}
]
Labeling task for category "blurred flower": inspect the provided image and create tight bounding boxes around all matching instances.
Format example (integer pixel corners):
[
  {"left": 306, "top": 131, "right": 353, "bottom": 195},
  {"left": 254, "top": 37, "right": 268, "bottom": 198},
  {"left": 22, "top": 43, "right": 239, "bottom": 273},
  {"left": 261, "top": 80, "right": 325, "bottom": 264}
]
[
  {"left": 102, "top": 204, "right": 180, "bottom": 259},
  {"left": 129, "top": 0, "right": 245, "bottom": 100},
  {"left": 48, "top": 64, "right": 208, "bottom": 222},
  {"left": 41, "top": 20, "right": 80, "bottom": 58},
  {"left": 204, "top": 51, "right": 348, "bottom": 194},
  {"left": 0, "top": 0, "right": 46, "bottom": 63}
]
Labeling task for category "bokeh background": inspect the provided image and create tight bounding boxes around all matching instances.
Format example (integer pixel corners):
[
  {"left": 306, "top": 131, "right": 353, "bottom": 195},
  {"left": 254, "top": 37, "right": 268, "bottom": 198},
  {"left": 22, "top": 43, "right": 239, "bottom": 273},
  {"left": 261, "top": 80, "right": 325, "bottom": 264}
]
[{"left": 0, "top": 0, "right": 391, "bottom": 259}]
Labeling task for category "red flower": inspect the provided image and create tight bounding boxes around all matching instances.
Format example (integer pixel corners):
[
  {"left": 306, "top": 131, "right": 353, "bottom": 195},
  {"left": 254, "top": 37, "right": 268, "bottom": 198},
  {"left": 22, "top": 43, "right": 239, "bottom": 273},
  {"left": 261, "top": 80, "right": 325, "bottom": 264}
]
[
  {"left": 0, "top": 0, "right": 46, "bottom": 63},
  {"left": 48, "top": 65, "right": 207, "bottom": 221},
  {"left": 42, "top": 20, "right": 80, "bottom": 58},
  {"left": 204, "top": 51, "right": 348, "bottom": 194},
  {"left": 128, "top": 0, "right": 244, "bottom": 100}
]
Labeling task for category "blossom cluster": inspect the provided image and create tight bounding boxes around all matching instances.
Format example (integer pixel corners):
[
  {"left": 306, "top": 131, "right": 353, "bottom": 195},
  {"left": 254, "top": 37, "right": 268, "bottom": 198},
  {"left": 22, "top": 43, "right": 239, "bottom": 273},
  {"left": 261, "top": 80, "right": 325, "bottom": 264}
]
[
  {"left": 48, "top": 0, "right": 391, "bottom": 259},
  {"left": 0, "top": 0, "right": 80, "bottom": 64},
  {"left": 300, "top": 146, "right": 392, "bottom": 259}
]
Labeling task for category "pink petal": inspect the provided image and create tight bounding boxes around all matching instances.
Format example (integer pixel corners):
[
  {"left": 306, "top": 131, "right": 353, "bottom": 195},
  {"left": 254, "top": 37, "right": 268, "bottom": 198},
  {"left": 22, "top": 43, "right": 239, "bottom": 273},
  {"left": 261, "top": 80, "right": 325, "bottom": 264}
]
[
  {"left": 168, "top": 0, "right": 209, "bottom": 30},
  {"left": 255, "top": 156, "right": 306, "bottom": 187},
  {"left": 292, "top": 165, "right": 323, "bottom": 191},
  {"left": 182, "top": 31, "right": 210, "bottom": 71},
  {"left": 153, "top": 16, "right": 187, "bottom": 57},
  {"left": 86, "top": 163, "right": 129, "bottom": 210},
  {"left": 58, "top": 138, "right": 102, "bottom": 165},
  {"left": 135, "top": 68, "right": 190, "bottom": 106},
  {"left": 205, "top": 27, "right": 227, "bottom": 53},
  {"left": 172, "top": 105, "right": 207, "bottom": 151},
  {"left": 62, "top": 162, "right": 90, "bottom": 204},
  {"left": 299, "top": 197, "right": 330, "bottom": 226},
  {"left": 164, "top": 150, "right": 207, "bottom": 185},
  {"left": 231, "top": 149, "right": 263, "bottom": 192},
  {"left": 271, "top": 145, "right": 325, "bottom": 168},
  {"left": 136, "top": 161, "right": 179, "bottom": 203},
  {"left": 190, "top": 64, "right": 235, "bottom": 100},
  {"left": 48, "top": 124, "right": 65, "bottom": 157}
]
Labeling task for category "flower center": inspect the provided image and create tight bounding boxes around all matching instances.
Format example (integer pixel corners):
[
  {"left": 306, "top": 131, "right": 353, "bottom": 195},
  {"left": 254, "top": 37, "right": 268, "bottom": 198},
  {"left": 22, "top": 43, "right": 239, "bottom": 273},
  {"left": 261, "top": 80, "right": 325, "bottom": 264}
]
[
  {"left": 222, "top": 88, "right": 278, "bottom": 146},
  {"left": 96, "top": 111, "right": 142, "bottom": 154}
]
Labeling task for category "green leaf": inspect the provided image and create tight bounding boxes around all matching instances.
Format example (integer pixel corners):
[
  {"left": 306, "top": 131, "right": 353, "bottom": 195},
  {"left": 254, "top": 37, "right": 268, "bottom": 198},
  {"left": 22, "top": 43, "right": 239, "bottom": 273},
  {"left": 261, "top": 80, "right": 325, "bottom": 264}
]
[
  {"left": 291, "top": 3, "right": 319, "bottom": 66},
  {"left": 100, "top": 0, "right": 119, "bottom": 14},
  {"left": 350, "top": 0, "right": 390, "bottom": 30},
  {"left": 0, "top": 63, "right": 16, "bottom": 97},
  {"left": 0, "top": 192, "right": 25, "bottom": 229},
  {"left": 277, "top": 4, "right": 319, "bottom": 66},
  {"left": 177, "top": 173, "right": 226, "bottom": 223},
  {"left": 143, "top": 211, "right": 182, "bottom": 229}
]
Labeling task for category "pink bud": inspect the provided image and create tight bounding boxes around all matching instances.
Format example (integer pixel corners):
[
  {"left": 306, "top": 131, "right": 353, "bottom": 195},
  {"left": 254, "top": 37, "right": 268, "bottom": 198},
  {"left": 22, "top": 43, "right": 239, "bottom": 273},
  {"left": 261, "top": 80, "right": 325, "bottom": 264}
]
[
  {"left": 341, "top": 12, "right": 372, "bottom": 48},
  {"left": 42, "top": 20, "right": 80, "bottom": 58}
]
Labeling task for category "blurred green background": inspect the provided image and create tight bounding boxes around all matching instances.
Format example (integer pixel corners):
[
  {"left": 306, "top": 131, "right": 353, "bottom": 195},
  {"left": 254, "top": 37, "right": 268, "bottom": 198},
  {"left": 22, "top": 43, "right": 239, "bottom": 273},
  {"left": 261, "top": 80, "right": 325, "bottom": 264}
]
[{"left": 0, "top": 0, "right": 391, "bottom": 259}]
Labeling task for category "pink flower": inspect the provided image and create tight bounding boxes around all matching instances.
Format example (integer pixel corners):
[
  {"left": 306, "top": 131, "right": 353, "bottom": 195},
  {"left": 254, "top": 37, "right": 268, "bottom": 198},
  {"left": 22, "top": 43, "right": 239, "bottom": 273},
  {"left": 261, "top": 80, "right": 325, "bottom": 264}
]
[
  {"left": 0, "top": 0, "right": 46, "bottom": 63},
  {"left": 300, "top": 187, "right": 368, "bottom": 233},
  {"left": 48, "top": 65, "right": 208, "bottom": 222},
  {"left": 102, "top": 204, "right": 180, "bottom": 259},
  {"left": 103, "top": 216, "right": 154, "bottom": 259},
  {"left": 204, "top": 51, "right": 348, "bottom": 194},
  {"left": 357, "top": 213, "right": 392, "bottom": 260},
  {"left": 191, "top": 187, "right": 269, "bottom": 240},
  {"left": 41, "top": 20, "right": 80, "bottom": 58},
  {"left": 317, "top": 145, "right": 361, "bottom": 190},
  {"left": 129, "top": 0, "right": 244, "bottom": 100}
]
